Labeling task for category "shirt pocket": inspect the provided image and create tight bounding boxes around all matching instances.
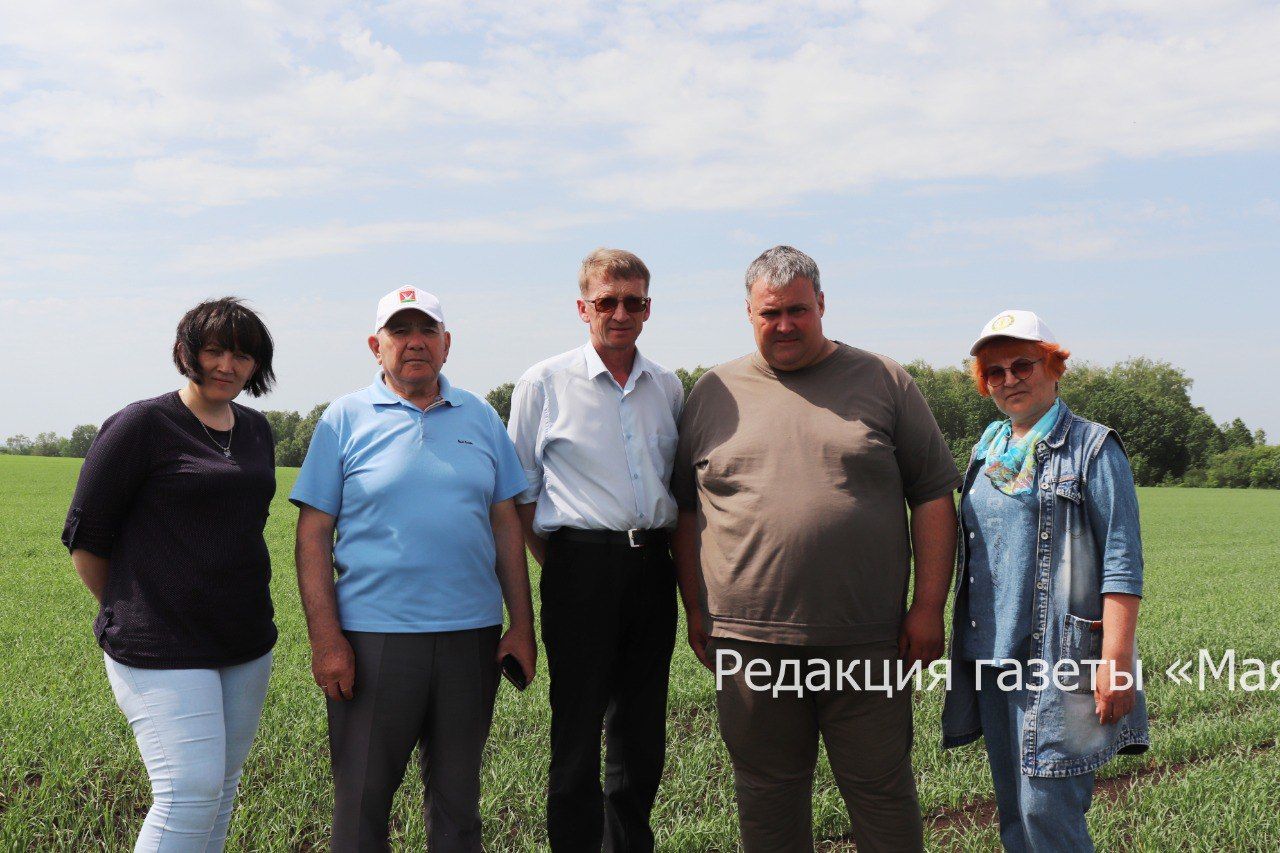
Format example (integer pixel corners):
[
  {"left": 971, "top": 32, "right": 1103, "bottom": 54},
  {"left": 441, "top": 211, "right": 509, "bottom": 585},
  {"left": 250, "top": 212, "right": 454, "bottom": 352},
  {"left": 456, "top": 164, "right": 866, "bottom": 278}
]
[
  {"left": 1059, "top": 612, "right": 1103, "bottom": 694},
  {"left": 1054, "top": 474, "right": 1091, "bottom": 540},
  {"left": 1054, "top": 474, "right": 1081, "bottom": 503}
]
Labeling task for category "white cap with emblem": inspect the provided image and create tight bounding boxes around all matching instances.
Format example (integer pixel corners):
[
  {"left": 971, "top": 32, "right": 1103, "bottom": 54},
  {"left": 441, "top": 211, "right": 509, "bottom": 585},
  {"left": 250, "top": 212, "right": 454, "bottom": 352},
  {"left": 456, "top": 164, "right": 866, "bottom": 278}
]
[
  {"left": 374, "top": 286, "right": 445, "bottom": 333},
  {"left": 970, "top": 309, "right": 1057, "bottom": 355}
]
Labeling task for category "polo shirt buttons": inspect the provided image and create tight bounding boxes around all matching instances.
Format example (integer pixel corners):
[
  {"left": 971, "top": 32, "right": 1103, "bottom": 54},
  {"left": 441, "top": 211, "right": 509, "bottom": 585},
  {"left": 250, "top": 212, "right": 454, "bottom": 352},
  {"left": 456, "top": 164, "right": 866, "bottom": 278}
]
[
  {"left": 971, "top": 621, "right": 977, "bottom": 628},
  {"left": 1037, "top": 580, "right": 1047, "bottom": 589},
  {"left": 969, "top": 532, "right": 975, "bottom": 539},
  {"left": 1040, "top": 531, "right": 1050, "bottom": 540},
  {"left": 1033, "top": 632, "right": 1041, "bottom": 640},
  {"left": 1042, "top": 481, "right": 1052, "bottom": 490}
]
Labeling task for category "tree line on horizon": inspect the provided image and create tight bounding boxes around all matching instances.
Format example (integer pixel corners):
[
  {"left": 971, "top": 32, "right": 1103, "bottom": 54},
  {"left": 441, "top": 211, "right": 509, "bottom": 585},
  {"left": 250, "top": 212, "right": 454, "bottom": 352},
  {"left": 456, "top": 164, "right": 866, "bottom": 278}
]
[{"left": 5, "top": 358, "right": 1277, "bottom": 489}]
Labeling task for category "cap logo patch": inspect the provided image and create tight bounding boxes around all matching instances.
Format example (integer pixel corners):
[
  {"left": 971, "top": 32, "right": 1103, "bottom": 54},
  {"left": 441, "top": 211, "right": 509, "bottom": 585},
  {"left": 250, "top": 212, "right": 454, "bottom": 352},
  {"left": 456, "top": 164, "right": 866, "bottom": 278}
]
[
  {"left": 992, "top": 314, "right": 1015, "bottom": 331},
  {"left": 398, "top": 288, "right": 417, "bottom": 303}
]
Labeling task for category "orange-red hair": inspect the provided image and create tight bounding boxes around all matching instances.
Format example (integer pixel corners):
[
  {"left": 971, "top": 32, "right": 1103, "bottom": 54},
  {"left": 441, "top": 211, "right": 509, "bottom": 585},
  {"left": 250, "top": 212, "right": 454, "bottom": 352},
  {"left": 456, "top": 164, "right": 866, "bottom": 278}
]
[{"left": 971, "top": 339, "right": 1070, "bottom": 397}]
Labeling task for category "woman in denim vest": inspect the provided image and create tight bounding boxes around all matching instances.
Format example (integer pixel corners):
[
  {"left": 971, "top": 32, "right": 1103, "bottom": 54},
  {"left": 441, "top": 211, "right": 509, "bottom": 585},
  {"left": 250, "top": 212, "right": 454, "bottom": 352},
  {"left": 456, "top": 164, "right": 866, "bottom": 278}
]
[{"left": 941, "top": 310, "right": 1149, "bottom": 852}]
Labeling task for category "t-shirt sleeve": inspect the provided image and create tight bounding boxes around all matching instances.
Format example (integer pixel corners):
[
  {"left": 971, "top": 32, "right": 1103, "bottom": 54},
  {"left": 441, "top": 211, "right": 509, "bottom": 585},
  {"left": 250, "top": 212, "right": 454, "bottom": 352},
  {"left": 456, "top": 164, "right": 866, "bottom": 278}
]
[
  {"left": 671, "top": 384, "right": 701, "bottom": 511},
  {"left": 290, "top": 419, "right": 344, "bottom": 517},
  {"left": 893, "top": 373, "right": 963, "bottom": 507},
  {"left": 1086, "top": 434, "right": 1144, "bottom": 598},
  {"left": 489, "top": 405, "right": 530, "bottom": 504},
  {"left": 62, "top": 404, "right": 152, "bottom": 557},
  {"left": 506, "top": 377, "right": 545, "bottom": 505}
]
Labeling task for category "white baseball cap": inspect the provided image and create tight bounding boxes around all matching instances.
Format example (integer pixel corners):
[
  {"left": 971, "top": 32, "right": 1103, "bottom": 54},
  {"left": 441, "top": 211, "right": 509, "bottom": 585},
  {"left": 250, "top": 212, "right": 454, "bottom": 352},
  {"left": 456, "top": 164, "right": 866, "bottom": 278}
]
[
  {"left": 373, "top": 286, "right": 445, "bottom": 334},
  {"left": 970, "top": 309, "right": 1057, "bottom": 355}
]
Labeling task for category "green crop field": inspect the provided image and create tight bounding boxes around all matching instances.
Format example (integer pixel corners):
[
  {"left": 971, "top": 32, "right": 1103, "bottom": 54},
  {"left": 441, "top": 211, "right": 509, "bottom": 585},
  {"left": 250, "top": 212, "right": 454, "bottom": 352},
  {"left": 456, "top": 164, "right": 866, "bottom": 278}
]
[{"left": 2, "top": 455, "right": 1278, "bottom": 851}]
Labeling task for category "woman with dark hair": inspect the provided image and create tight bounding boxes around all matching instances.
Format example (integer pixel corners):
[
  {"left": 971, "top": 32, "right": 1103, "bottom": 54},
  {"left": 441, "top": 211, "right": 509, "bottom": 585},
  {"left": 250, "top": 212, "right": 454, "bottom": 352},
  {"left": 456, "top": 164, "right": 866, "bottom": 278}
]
[
  {"left": 941, "top": 310, "right": 1149, "bottom": 852},
  {"left": 63, "top": 297, "right": 278, "bottom": 852}
]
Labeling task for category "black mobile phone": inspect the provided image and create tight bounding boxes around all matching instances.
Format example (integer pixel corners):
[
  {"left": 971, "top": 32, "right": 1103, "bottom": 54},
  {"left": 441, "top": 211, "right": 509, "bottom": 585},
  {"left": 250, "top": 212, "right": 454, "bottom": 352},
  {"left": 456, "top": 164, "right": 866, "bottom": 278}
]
[{"left": 501, "top": 654, "right": 529, "bottom": 691}]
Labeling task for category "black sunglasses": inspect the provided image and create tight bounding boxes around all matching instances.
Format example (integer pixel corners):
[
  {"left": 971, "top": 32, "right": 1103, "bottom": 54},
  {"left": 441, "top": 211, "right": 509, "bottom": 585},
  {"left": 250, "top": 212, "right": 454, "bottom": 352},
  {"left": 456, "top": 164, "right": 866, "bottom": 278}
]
[
  {"left": 984, "top": 358, "right": 1042, "bottom": 387},
  {"left": 586, "top": 295, "right": 650, "bottom": 314}
]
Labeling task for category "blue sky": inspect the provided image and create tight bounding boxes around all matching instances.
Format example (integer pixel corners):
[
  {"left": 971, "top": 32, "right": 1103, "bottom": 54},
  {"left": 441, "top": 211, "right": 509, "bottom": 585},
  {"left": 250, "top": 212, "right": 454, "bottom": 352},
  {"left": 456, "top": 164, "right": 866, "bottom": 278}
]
[{"left": 2, "top": 1, "right": 1278, "bottom": 439}]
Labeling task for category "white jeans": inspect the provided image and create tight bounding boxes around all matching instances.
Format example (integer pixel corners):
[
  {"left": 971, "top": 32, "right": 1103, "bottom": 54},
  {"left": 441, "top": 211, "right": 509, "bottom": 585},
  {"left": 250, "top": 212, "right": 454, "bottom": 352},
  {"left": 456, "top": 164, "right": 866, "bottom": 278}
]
[{"left": 104, "top": 651, "right": 272, "bottom": 853}]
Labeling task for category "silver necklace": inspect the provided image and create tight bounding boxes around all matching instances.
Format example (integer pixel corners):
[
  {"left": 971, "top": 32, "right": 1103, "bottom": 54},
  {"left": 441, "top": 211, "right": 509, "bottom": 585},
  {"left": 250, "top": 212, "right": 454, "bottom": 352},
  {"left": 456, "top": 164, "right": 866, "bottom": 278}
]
[{"left": 200, "top": 418, "right": 234, "bottom": 458}]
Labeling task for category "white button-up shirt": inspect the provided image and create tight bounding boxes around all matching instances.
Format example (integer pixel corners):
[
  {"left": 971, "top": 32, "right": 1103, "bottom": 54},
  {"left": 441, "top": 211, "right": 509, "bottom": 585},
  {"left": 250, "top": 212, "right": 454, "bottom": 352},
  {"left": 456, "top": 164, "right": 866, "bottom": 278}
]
[{"left": 508, "top": 343, "right": 683, "bottom": 536}]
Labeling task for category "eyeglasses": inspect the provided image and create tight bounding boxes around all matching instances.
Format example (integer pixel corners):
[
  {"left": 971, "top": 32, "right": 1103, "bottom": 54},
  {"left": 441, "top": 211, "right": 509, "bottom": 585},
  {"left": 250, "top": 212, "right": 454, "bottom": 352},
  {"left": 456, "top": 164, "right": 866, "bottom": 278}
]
[
  {"left": 586, "top": 295, "right": 651, "bottom": 314},
  {"left": 984, "top": 358, "right": 1042, "bottom": 387}
]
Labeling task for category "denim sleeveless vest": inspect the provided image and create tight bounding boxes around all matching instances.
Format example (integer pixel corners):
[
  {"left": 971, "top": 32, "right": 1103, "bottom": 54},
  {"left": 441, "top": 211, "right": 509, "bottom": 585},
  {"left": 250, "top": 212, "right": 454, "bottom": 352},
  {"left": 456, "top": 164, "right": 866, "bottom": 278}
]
[{"left": 941, "top": 402, "right": 1151, "bottom": 776}]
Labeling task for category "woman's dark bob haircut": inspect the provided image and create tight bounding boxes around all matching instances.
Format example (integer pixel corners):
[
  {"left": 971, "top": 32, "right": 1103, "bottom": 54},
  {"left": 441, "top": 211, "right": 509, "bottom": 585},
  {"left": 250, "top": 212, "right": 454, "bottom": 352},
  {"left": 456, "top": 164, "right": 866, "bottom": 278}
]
[{"left": 172, "top": 297, "right": 276, "bottom": 398}]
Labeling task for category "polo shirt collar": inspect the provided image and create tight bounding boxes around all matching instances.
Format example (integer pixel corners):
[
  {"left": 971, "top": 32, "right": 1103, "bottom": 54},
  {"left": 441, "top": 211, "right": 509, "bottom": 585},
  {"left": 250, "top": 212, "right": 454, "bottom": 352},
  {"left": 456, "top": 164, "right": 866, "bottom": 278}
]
[
  {"left": 581, "top": 342, "right": 653, "bottom": 389},
  {"left": 369, "top": 371, "right": 463, "bottom": 409}
]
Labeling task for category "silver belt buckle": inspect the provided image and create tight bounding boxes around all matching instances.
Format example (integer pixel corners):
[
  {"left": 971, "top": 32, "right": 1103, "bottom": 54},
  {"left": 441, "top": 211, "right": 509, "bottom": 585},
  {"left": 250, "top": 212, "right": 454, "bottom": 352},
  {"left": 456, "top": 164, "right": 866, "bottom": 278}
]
[{"left": 627, "top": 528, "right": 642, "bottom": 548}]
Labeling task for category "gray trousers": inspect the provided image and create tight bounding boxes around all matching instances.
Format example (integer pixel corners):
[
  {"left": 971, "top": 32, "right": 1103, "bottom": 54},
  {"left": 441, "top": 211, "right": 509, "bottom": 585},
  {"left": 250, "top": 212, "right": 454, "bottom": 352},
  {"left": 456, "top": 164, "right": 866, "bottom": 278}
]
[
  {"left": 713, "top": 639, "right": 924, "bottom": 853},
  {"left": 327, "top": 627, "right": 501, "bottom": 852}
]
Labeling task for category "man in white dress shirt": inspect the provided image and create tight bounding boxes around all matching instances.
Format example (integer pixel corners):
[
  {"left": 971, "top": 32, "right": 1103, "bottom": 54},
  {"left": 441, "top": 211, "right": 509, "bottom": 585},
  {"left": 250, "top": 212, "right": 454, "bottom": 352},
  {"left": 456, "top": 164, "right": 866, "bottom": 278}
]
[{"left": 508, "top": 248, "right": 683, "bottom": 852}]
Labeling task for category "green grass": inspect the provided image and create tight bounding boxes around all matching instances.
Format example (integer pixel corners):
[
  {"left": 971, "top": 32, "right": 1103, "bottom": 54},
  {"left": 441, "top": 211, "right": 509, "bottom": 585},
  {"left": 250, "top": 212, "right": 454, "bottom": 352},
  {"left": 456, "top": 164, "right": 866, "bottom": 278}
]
[{"left": 1, "top": 456, "right": 1278, "bottom": 850}]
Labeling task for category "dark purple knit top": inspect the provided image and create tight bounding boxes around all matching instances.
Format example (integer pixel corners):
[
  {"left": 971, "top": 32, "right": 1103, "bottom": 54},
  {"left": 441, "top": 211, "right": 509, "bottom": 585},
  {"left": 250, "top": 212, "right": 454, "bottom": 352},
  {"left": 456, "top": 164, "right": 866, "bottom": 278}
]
[{"left": 62, "top": 391, "right": 277, "bottom": 668}]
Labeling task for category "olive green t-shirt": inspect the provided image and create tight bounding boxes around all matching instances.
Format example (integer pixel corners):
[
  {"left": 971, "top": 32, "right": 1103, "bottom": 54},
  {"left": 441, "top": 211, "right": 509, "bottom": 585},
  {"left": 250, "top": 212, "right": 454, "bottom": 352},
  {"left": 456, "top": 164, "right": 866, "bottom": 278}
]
[{"left": 672, "top": 343, "right": 961, "bottom": 646}]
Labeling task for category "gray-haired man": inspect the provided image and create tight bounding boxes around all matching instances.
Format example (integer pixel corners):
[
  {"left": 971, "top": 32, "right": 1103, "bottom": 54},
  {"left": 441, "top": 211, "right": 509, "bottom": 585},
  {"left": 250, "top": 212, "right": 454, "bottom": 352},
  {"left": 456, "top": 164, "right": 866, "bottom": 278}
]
[{"left": 671, "top": 246, "right": 961, "bottom": 852}]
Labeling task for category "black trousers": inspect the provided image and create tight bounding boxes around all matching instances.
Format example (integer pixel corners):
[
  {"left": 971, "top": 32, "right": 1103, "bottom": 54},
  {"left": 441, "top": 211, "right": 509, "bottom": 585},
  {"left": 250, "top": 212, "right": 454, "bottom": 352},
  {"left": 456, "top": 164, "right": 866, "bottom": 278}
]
[
  {"left": 541, "top": 534, "right": 678, "bottom": 852},
  {"left": 327, "top": 627, "right": 501, "bottom": 853}
]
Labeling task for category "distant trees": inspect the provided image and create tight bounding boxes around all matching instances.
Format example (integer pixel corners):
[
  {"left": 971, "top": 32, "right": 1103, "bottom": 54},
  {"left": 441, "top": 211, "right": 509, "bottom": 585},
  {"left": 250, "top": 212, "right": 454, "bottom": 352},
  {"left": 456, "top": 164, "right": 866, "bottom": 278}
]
[
  {"left": 1, "top": 426, "right": 97, "bottom": 458},
  {"left": 675, "top": 366, "right": 710, "bottom": 400},
  {"left": 1058, "top": 358, "right": 1223, "bottom": 485},
  {"left": 32, "top": 432, "right": 64, "bottom": 456},
  {"left": 3, "top": 357, "right": 1275, "bottom": 489},
  {"left": 5, "top": 435, "right": 33, "bottom": 455},
  {"left": 263, "top": 404, "right": 328, "bottom": 467},
  {"left": 1200, "top": 446, "right": 1280, "bottom": 489},
  {"left": 1221, "top": 417, "right": 1257, "bottom": 451},
  {"left": 486, "top": 383, "right": 515, "bottom": 426},
  {"left": 66, "top": 424, "right": 99, "bottom": 457}
]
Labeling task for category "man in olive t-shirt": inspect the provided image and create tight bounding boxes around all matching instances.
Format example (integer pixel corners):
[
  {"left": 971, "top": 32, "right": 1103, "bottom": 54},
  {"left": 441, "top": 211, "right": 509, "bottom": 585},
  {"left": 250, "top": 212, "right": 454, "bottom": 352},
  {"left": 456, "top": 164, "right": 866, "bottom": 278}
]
[{"left": 671, "top": 246, "right": 961, "bottom": 853}]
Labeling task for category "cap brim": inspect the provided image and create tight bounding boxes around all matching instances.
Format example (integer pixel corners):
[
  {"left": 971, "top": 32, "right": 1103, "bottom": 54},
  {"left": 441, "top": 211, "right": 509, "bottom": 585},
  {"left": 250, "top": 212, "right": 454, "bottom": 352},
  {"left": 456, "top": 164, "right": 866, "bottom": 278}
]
[
  {"left": 969, "top": 331, "right": 1041, "bottom": 356},
  {"left": 375, "top": 306, "right": 444, "bottom": 332}
]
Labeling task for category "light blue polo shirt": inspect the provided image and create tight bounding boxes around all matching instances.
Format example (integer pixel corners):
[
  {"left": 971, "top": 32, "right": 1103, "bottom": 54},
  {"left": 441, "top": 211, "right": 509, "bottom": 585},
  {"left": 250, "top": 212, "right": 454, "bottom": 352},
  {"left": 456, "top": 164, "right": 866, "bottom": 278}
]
[{"left": 290, "top": 373, "right": 527, "bottom": 632}]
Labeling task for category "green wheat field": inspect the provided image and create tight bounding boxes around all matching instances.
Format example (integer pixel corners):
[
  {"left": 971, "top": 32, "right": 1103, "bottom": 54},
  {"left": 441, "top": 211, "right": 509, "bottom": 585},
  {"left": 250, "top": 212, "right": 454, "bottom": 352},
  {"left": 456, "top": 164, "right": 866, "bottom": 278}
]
[{"left": 1, "top": 456, "right": 1278, "bottom": 851}]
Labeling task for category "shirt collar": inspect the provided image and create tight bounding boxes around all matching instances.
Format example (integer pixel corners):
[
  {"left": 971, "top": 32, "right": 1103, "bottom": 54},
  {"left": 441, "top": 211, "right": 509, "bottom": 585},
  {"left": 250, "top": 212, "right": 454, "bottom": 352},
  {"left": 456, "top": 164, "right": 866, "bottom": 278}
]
[
  {"left": 581, "top": 342, "right": 652, "bottom": 387},
  {"left": 369, "top": 371, "right": 462, "bottom": 409},
  {"left": 1042, "top": 397, "right": 1072, "bottom": 448}
]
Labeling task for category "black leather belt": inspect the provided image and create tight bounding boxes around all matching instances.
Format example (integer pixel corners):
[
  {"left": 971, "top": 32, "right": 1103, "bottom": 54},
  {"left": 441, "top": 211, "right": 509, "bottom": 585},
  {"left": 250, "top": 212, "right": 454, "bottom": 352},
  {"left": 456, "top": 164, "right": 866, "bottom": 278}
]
[{"left": 550, "top": 527, "right": 670, "bottom": 549}]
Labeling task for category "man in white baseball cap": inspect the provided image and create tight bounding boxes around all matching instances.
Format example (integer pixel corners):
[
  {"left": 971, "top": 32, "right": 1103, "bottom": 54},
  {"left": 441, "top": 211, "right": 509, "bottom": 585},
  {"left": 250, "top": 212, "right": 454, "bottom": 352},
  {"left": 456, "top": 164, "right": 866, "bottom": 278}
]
[
  {"left": 372, "top": 284, "right": 445, "bottom": 333},
  {"left": 293, "top": 285, "right": 537, "bottom": 851},
  {"left": 970, "top": 309, "right": 1057, "bottom": 355}
]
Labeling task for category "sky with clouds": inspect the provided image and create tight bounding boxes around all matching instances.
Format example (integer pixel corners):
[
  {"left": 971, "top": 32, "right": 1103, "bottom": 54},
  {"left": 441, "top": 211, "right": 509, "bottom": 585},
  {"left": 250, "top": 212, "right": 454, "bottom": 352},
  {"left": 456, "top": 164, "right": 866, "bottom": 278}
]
[{"left": 2, "top": 0, "right": 1278, "bottom": 439}]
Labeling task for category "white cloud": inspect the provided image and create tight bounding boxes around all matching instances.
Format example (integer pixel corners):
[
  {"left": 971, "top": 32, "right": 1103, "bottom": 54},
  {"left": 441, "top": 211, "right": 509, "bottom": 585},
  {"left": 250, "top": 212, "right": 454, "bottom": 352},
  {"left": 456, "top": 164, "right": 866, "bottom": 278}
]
[
  {"left": 925, "top": 212, "right": 1122, "bottom": 261},
  {"left": 909, "top": 200, "right": 1213, "bottom": 262},
  {"left": 132, "top": 157, "right": 332, "bottom": 211},
  {"left": 378, "top": 0, "right": 602, "bottom": 37},
  {"left": 1, "top": 1, "right": 1278, "bottom": 219},
  {"left": 170, "top": 210, "right": 595, "bottom": 272}
]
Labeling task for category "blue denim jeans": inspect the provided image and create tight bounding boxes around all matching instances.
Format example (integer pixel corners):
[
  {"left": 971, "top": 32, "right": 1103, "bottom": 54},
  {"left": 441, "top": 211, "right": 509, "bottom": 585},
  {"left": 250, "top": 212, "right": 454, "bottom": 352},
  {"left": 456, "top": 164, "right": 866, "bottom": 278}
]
[
  {"left": 104, "top": 651, "right": 272, "bottom": 852},
  {"left": 976, "top": 666, "right": 1095, "bottom": 852}
]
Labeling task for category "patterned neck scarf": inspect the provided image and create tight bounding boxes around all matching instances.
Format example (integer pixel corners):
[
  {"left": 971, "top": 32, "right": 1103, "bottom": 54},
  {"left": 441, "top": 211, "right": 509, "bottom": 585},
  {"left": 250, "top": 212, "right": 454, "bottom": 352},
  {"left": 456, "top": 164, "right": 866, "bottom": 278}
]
[{"left": 975, "top": 399, "right": 1062, "bottom": 495}]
